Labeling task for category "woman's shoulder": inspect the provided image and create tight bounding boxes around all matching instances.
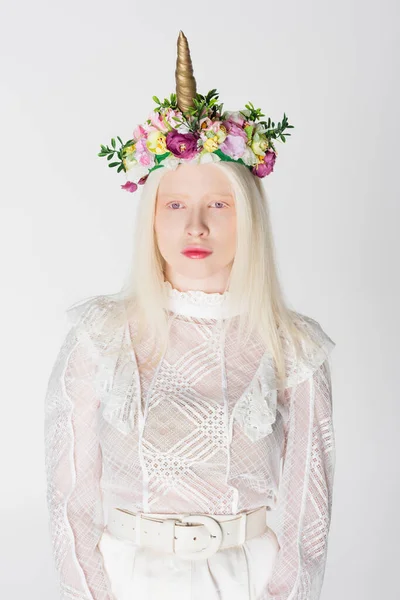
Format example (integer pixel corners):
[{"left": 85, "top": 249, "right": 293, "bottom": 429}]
[
  {"left": 278, "top": 309, "right": 336, "bottom": 389},
  {"left": 64, "top": 292, "right": 129, "bottom": 345},
  {"left": 289, "top": 310, "right": 335, "bottom": 345}
]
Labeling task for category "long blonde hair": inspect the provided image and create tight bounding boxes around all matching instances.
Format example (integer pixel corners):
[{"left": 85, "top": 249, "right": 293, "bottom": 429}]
[{"left": 116, "top": 161, "right": 316, "bottom": 387}]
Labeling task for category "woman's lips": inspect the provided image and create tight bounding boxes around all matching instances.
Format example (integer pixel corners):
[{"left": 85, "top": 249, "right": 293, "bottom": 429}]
[{"left": 181, "top": 246, "right": 212, "bottom": 259}]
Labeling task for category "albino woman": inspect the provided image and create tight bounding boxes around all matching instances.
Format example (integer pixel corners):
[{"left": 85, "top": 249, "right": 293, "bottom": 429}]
[{"left": 44, "top": 31, "right": 336, "bottom": 600}]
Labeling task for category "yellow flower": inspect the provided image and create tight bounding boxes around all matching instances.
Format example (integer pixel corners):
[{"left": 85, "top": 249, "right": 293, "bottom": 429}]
[
  {"left": 121, "top": 144, "right": 137, "bottom": 170},
  {"left": 216, "top": 128, "right": 227, "bottom": 144},
  {"left": 203, "top": 136, "right": 219, "bottom": 153},
  {"left": 146, "top": 130, "right": 167, "bottom": 155},
  {"left": 123, "top": 155, "right": 138, "bottom": 170},
  {"left": 251, "top": 137, "right": 269, "bottom": 156},
  {"left": 123, "top": 144, "right": 136, "bottom": 155}
]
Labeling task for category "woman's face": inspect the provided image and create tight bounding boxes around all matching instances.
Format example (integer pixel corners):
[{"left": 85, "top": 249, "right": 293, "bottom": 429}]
[{"left": 154, "top": 163, "right": 236, "bottom": 291}]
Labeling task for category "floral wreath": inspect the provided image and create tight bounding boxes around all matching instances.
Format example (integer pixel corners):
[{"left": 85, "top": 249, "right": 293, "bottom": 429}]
[{"left": 98, "top": 31, "right": 294, "bottom": 193}]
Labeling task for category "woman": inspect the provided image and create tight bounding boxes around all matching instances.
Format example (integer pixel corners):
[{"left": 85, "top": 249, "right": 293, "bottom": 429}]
[{"left": 44, "top": 31, "right": 336, "bottom": 600}]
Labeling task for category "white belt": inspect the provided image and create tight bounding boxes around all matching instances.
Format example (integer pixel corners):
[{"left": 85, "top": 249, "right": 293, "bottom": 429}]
[{"left": 106, "top": 505, "right": 268, "bottom": 560}]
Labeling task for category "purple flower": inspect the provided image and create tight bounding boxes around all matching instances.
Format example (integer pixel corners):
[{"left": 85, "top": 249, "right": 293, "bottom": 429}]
[
  {"left": 222, "top": 120, "right": 248, "bottom": 141},
  {"left": 218, "top": 119, "right": 248, "bottom": 159},
  {"left": 252, "top": 150, "right": 276, "bottom": 178},
  {"left": 135, "top": 137, "right": 154, "bottom": 167},
  {"left": 219, "top": 134, "right": 247, "bottom": 159},
  {"left": 121, "top": 180, "right": 138, "bottom": 192},
  {"left": 138, "top": 174, "right": 149, "bottom": 185},
  {"left": 225, "top": 111, "right": 246, "bottom": 127},
  {"left": 166, "top": 130, "right": 200, "bottom": 159}
]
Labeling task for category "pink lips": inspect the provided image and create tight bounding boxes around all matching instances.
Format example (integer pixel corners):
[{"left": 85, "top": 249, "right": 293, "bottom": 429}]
[{"left": 182, "top": 246, "right": 212, "bottom": 259}]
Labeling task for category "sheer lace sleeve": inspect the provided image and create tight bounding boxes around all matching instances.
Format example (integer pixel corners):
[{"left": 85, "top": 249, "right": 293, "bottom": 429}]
[
  {"left": 44, "top": 298, "right": 115, "bottom": 600},
  {"left": 265, "top": 356, "right": 336, "bottom": 600}
]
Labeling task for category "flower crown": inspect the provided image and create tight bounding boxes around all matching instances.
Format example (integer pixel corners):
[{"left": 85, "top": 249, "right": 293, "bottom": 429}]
[{"left": 98, "top": 31, "right": 294, "bottom": 194}]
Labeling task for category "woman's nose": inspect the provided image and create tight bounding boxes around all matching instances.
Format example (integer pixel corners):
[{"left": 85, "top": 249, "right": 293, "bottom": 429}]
[{"left": 185, "top": 213, "right": 209, "bottom": 236}]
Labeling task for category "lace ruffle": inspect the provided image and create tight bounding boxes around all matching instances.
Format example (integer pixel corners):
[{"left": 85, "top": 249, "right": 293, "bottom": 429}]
[
  {"left": 232, "top": 351, "right": 278, "bottom": 442},
  {"left": 163, "top": 280, "right": 228, "bottom": 306},
  {"left": 231, "top": 312, "right": 335, "bottom": 442},
  {"left": 65, "top": 294, "right": 139, "bottom": 434},
  {"left": 280, "top": 312, "right": 336, "bottom": 389},
  {"left": 162, "top": 280, "right": 241, "bottom": 319}
]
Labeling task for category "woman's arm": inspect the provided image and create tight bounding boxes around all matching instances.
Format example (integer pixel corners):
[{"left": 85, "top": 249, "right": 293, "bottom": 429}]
[
  {"left": 265, "top": 358, "right": 336, "bottom": 600},
  {"left": 44, "top": 306, "right": 114, "bottom": 600}
]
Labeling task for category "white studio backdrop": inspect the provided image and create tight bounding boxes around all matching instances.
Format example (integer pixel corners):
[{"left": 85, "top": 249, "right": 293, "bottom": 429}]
[{"left": 0, "top": 0, "right": 398, "bottom": 598}]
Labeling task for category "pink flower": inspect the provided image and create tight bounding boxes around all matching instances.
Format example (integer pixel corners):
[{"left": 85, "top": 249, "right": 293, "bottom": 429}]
[
  {"left": 135, "top": 137, "right": 154, "bottom": 167},
  {"left": 211, "top": 121, "right": 224, "bottom": 134},
  {"left": 226, "top": 111, "right": 246, "bottom": 127},
  {"left": 133, "top": 124, "right": 146, "bottom": 140},
  {"left": 121, "top": 181, "right": 138, "bottom": 192},
  {"left": 144, "top": 110, "right": 166, "bottom": 132},
  {"left": 166, "top": 130, "right": 200, "bottom": 159},
  {"left": 199, "top": 117, "right": 214, "bottom": 131},
  {"left": 222, "top": 120, "right": 248, "bottom": 141},
  {"left": 164, "top": 108, "right": 183, "bottom": 128},
  {"left": 138, "top": 174, "right": 149, "bottom": 185},
  {"left": 219, "top": 134, "right": 247, "bottom": 159},
  {"left": 252, "top": 150, "right": 276, "bottom": 177}
]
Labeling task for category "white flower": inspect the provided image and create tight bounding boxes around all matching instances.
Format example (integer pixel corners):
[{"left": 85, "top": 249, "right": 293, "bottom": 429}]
[
  {"left": 255, "top": 123, "right": 267, "bottom": 134},
  {"left": 240, "top": 147, "right": 259, "bottom": 166},
  {"left": 198, "top": 152, "right": 222, "bottom": 164},
  {"left": 161, "top": 155, "right": 181, "bottom": 171},
  {"left": 124, "top": 162, "right": 149, "bottom": 179},
  {"left": 224, "top": 110, "right": 246, "bottom": 125},
  {"left": 176, "top": 122, "right": 192, "bottom": 134}
]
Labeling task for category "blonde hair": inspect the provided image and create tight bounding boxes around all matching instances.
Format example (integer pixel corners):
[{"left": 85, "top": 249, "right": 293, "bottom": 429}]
[{"left": 116, "top": 161, "right": 317, "bottom": 387}]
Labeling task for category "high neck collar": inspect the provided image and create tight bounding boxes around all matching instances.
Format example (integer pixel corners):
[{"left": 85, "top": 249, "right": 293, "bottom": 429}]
[{"left": 162, "top": 280, "right": 240, "bottom": 319}]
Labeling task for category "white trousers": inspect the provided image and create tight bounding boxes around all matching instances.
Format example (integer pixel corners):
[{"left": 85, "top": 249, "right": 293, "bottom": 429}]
[{"left": 98, "top": 524, "right": 280, "bottom": 600}]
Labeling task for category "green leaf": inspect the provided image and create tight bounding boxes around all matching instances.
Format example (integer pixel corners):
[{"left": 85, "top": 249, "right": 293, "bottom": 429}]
[
  {"left": 117, "top": 136, "right": 123, "bottom": 145},
  {"left": 152, "top": 95, "right": 161, "bottom": 104},
  {"left": 109, "top": 162, "right": 120, "bottom": 168},
  {"left": 111, "top": 138, "right": 116, "bottom": 148},
  {"left": 154, "top": 151, "right": 171, "bottom": 164},
  {"left": 107, "top": 153, "right": 114, "bottom": 160},
  {"left": 244, "top": 125, "right": 254, "bottom": 141},
  {"left": 148, "top": 163, "right": 165, "bottom": 174},
  {"left": 117, "top": 164, "right": 124, "bottom": 173}
]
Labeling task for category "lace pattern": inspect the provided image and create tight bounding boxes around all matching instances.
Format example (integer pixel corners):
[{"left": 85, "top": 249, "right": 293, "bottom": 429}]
[
  {"left": 231, "top": 351, "right": 278, "bottom": 442},
  {"left": 44, "top": 287, "right": 336, "bottom": 600}
]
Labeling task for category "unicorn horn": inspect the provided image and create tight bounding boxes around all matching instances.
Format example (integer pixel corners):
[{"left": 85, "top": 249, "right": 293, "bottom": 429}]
[{"left": 175, "top": 30, "right": 197, "bottom": 114}]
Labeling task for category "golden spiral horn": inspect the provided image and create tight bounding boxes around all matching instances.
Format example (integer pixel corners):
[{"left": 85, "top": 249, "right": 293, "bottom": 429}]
[{"left": 175, "top": 30, "right": 197, "bottom": 114}]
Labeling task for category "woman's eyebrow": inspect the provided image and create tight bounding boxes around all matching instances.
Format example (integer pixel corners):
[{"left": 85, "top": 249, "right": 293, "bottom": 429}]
[
  {"left": 161, "top": 193, "right": 233, "bottom": 199},
  {"left": 161, "top": 193, "right": 189, "bottom": 198}
]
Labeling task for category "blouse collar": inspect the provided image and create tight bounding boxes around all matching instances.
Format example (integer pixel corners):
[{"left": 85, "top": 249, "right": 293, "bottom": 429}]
[{"left": 162, "top": 279, "right": 240, "bottom": 319}]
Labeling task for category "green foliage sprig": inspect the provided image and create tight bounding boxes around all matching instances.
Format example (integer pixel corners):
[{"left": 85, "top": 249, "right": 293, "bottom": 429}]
[
  {"left": 98, "top": 136, "right": 136, "bottom": 172},
  {"left": 240, "top": 102, "right": 294, "bottom": 152},
  {"left": 152, "top": 89, "right": 225, "bottom": 134}
]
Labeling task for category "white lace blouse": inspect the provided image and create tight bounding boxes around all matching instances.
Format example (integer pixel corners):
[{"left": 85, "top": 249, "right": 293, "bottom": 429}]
[{"left": 44, "top": 280, "right": 336, "bottom": 600}]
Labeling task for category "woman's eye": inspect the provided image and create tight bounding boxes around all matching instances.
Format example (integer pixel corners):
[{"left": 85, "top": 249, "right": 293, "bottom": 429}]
[{"left": 167, "top": 201, "right": 226, "bottom": 209}]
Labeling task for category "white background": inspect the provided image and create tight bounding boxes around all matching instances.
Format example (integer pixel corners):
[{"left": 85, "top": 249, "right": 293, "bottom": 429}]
[{"left": 0, "top": 0, "right": 398, "bottom": 598}]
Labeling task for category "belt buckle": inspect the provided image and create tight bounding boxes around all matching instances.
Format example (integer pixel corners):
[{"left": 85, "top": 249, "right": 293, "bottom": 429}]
[{"left": 173, "top": 514, "right": 223, "bottom": 560}]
